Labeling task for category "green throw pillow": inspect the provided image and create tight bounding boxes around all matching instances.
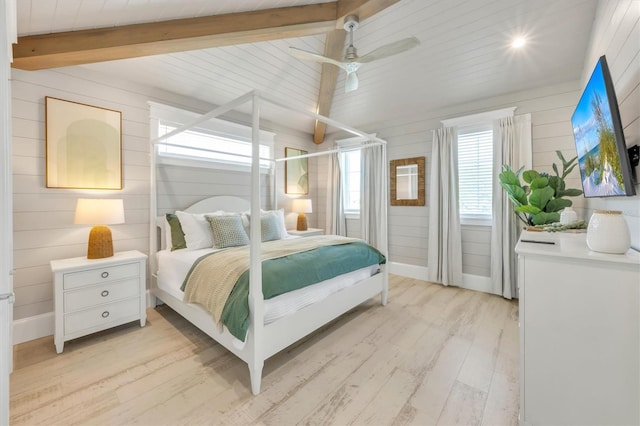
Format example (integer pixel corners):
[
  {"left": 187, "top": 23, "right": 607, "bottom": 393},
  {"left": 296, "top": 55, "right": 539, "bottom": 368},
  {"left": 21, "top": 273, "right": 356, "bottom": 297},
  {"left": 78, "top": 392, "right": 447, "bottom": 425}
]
[
  {"left": 206, "top": 214, "right": 250, "bottom": 249},
  {"left": 166, "top": 213, "right": 187, "bottom": 251}
]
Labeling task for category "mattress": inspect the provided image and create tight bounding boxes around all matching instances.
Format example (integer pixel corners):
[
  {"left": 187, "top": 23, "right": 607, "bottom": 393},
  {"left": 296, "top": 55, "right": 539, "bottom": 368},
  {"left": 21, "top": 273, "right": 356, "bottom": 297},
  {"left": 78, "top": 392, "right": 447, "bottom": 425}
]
[{"left": 156, "top": 247, "right": 379, "bottom": 326}]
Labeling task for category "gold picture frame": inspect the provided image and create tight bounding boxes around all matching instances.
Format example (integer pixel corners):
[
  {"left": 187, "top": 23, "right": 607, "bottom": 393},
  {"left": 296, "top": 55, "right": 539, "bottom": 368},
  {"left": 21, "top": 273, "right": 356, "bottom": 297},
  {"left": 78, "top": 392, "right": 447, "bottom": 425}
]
[
  {"left": 45, "top": 96, "right": 122, "bottom": 189},
  {"left": 285, "top": 147, "right": 308, "bottom": 194}
]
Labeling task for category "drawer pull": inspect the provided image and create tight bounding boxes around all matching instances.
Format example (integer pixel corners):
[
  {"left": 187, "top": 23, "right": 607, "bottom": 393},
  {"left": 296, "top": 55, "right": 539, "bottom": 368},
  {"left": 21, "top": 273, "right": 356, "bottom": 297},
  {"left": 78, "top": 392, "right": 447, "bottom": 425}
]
[
  {"left": 101, "top": 311, "right": 110, "bottom": 318},
  {"left": 101, "top": 290, "right": 109, "bottom": 297},
  {"left": 101, "top": 272, "right": 109, "bottom": 279}
]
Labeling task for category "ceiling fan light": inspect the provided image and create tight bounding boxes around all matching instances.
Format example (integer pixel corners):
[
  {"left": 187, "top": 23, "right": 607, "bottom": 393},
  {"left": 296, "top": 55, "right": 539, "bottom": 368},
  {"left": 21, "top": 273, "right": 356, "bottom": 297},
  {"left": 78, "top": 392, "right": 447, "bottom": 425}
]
[{"left": 345, "top": 72, "right": 359, "bottom": 92}]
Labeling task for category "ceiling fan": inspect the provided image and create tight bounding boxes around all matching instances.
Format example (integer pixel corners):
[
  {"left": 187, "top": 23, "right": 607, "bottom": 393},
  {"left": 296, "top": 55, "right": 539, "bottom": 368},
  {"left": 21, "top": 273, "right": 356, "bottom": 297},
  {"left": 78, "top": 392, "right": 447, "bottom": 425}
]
[{"left": 289, "top": 15, "right": 420, "bottom": 93}]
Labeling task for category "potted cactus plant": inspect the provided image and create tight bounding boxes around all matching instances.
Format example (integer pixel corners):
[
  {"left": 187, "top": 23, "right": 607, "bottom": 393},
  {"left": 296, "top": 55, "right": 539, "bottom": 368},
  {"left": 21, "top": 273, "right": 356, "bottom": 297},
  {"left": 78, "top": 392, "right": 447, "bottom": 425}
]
[{"left": 499, "top": 151, "right": 583, "bottom": 226}]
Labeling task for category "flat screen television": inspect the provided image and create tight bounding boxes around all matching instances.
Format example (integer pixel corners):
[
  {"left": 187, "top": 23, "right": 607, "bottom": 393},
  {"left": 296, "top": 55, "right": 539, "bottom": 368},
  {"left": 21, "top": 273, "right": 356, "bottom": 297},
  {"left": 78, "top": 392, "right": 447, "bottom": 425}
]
[{"left": 571, "top": 55, "right": 636, "bottom": 197}]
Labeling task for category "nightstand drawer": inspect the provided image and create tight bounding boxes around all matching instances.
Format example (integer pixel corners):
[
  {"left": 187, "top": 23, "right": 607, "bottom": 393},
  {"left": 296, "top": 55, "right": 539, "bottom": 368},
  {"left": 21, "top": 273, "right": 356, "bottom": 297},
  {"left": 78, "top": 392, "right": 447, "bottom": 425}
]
[
  {"left": 64, "top": 278, "right": 140, "bottom": 312},
  {"left": 63, "top": 262, "right": 139, "bottom": 290},
  {"left": 64, "top": 298, "right": 139, "bottom": 335}
]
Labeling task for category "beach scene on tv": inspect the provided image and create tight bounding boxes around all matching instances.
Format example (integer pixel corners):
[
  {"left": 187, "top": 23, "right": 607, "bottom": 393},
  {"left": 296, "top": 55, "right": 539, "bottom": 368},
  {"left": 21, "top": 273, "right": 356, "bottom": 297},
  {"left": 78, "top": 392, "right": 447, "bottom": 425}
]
[{"left": 572, "top": 61, "right": 627, "bottom": 197}]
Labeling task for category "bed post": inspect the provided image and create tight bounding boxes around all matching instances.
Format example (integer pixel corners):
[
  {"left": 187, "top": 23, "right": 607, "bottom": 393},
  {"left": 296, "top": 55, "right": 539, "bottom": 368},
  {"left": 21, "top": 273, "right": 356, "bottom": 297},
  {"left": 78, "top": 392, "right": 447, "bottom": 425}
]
[
  {"left": 381, "top": 264, "right": 389, "bottom": 305},
  {"left": 247, "top": 91, "right": 264, "bottom": 395},
  {"left": 149, "top": 108, "right": 159, "bottom": 308},
  {"left": 381, "top": 142, "right": 389, "bottom": 306}
]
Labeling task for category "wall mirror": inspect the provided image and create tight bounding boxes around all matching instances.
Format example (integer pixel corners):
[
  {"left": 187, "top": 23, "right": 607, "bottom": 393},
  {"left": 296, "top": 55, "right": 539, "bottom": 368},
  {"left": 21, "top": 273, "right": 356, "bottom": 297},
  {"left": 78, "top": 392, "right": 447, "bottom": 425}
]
[{"left": 390, "top": 156, "right": 425, "bottom": 206}]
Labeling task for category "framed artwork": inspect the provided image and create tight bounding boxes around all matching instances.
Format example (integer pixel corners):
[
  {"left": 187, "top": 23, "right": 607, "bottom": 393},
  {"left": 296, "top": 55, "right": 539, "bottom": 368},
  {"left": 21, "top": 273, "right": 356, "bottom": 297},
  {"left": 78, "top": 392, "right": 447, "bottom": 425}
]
[
  {"left": 45, "top": 96, "right": 122, "bottom": 189},
  {"left": 285, "top": 147, "right": 308, "bottom": 194}
]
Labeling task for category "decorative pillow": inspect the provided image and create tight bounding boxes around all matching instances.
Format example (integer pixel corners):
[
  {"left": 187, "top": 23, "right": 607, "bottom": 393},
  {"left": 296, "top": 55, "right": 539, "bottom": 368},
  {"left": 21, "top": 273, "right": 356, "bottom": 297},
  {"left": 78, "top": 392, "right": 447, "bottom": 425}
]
[
  {"left": 175, "top": 210, "right": 214, "bottom": 250},
  {"left": 206, "top": 214, "right": 250, "bottom": 249},
  {"left": 260, "top": 211, "right": 281, "bottom": 242},
  {"left": 242, "top": 208, "right": 289, "bottom": 239},
  {"left": 165, "top": 213, "right": 186, "bottom": 251}
]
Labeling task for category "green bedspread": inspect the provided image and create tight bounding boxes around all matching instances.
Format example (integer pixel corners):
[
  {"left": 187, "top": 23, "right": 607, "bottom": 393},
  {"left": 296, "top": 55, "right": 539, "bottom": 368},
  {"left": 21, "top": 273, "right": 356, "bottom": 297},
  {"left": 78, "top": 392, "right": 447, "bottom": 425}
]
[{"left": 187, "top": 241, "right": 385, "bottom": 341}]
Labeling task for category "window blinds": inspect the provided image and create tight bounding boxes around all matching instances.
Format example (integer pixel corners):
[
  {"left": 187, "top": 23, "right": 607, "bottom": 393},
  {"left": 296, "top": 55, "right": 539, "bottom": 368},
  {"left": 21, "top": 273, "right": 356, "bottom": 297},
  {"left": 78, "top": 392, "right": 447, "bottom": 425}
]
[{"left": 457, "top": 126, "right": 493, "bottom": 221}]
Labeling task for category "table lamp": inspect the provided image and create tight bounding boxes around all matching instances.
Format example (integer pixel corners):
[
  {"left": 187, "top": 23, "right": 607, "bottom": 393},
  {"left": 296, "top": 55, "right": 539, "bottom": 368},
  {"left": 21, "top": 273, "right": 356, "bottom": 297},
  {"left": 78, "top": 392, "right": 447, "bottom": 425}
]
[
  {"left": 74, "top": 198, "right": 125, "bottom": 259},
  {"left": 291, "top": 198, "right": 312, "bottom": 231}
]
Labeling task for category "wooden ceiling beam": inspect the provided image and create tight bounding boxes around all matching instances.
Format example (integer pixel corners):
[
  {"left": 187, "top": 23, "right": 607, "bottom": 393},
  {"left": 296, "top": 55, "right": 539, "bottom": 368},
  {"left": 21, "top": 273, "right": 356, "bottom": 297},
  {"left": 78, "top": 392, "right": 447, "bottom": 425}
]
[
  {"left": 313, "top": 29, "right": 347, "bottom": 144},
  {"left": 12, "top": 3, "right": 338, "bottom": 70},
  {"left": 12, "top": 0, "right": 405, "bottom": 143}
]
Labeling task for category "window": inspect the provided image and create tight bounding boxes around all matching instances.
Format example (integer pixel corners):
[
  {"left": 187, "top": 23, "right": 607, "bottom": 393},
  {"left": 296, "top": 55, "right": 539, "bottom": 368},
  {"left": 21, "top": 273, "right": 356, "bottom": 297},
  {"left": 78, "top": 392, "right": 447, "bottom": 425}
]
[
  {"left": 158, "top": 122, "right": 272, "bottom": 168},
  {"left": 457, "top": 125, "right": 493, "bottom": 224},
  {"left": 151, "top": 102, "right": 274, "bottom": 170},
  {"left": 342, "top": 148, "right": 361, "bottom": 213},
  {"left": 336, "top": 135, "right": 371, "bottom": 216}
]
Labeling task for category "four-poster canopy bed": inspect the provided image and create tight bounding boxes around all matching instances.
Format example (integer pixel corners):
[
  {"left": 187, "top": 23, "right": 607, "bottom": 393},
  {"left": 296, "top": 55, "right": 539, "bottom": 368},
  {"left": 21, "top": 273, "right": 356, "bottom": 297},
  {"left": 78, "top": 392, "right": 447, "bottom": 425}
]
[{"left": 149, "top": 90, "right": 389, "bottom": 395}]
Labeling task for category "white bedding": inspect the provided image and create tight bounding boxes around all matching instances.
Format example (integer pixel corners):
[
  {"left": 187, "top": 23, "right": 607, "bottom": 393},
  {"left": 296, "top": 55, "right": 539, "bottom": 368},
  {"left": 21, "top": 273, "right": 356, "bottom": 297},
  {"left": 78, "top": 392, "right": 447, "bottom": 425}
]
[{"left": 156, "top": 247, "right": 379, "bottom": 326}]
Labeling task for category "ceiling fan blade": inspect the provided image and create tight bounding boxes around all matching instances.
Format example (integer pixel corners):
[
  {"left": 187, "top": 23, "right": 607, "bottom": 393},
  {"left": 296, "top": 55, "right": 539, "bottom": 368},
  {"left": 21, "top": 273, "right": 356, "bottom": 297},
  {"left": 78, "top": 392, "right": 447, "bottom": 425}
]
[
  {"left": 357, "top": 37, "right": 420, "bottom": 64},
  {"left": 289, "top": 47, "right": 346, "bottom": 69},
  {"left": 345, "top": 71, "right": 359, "bottom": 93}
]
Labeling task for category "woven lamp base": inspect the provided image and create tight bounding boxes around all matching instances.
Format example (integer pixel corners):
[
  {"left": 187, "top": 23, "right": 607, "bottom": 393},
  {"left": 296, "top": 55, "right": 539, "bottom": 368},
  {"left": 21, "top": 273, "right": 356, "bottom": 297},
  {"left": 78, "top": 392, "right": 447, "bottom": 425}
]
[
  {"left": 87, "top": 225, "right": 114, "bottom": 259},
  {"left": 296, "top": 213, "right": 308, "bottom": 231}
]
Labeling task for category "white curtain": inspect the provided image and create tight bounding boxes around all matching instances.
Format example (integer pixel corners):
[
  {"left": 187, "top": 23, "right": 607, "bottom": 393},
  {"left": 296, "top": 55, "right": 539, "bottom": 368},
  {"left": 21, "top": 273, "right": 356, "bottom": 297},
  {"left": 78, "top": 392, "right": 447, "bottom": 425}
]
[
  {"left": 360, "top": 142, "right": 388, "bottom": 255},
  {"left": 427, "top": 127, "right": 463, "bottom": 286},
  {"left": 490, "top": 114, "right": 532, "bottom": 298},
  {"left": 325, "top": 147, "right": 346, "bottom": 236}
]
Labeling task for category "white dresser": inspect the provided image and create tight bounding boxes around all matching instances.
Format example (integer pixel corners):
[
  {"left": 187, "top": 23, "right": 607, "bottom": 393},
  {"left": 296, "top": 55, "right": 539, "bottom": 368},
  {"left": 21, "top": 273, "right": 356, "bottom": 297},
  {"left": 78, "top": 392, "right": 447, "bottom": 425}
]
[
  {"left": 51, "top": 250, "right": 147, "bottom": 353},
  {"left": 516, "top": 231, "right": 640, "bottom": 425}
]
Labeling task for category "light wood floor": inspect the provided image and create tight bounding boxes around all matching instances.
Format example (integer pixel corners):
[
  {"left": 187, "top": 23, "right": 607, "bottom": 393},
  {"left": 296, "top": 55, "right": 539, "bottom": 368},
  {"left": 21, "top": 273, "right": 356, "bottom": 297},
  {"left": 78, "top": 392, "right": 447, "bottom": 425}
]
[{"left": 10, "top": 275, "right": 519, "bottom": 426}]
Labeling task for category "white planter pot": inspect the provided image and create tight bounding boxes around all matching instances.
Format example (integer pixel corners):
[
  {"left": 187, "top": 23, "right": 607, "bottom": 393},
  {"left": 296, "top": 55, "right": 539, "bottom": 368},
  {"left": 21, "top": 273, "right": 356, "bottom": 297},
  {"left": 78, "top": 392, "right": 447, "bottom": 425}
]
[{"left": 586, "top": 210, "right": 631, "bottom": 254}]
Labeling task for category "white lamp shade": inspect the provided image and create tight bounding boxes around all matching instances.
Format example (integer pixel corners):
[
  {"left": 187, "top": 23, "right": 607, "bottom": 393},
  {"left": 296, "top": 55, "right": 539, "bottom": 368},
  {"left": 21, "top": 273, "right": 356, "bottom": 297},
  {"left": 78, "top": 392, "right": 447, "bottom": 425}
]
[
  {"left": 291, "top": 198, "right": 312, "bottom": 213},
  {"left": 74, "top": 198, "right": 125, "bottom": 225}
]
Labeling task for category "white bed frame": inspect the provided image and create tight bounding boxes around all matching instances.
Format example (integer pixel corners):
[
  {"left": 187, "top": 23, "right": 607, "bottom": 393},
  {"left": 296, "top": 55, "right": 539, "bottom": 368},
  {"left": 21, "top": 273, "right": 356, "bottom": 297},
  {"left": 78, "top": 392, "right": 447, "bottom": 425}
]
[
  {"left": 151, "top": 196, "right": 388, "bottom": 394},
  {"left": 149, "top": 91, "right": 389, "bottom": 394}
]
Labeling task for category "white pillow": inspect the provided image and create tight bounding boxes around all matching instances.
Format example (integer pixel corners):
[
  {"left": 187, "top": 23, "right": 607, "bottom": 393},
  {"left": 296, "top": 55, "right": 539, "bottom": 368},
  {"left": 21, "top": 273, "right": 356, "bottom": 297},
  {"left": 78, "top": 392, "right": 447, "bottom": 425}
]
[{"left": 175, "top": 211, "right": 212, "bottom": 250}]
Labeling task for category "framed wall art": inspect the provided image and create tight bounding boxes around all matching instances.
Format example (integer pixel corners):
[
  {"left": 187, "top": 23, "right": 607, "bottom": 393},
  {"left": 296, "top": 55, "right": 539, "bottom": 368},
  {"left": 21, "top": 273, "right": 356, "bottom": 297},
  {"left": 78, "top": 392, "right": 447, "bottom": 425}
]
[
  {"left": 285, "top": 147, "right": 308, "bottom": 194},
  {"left": 45, "top": 96, "right": 122, "bottom": 189}
]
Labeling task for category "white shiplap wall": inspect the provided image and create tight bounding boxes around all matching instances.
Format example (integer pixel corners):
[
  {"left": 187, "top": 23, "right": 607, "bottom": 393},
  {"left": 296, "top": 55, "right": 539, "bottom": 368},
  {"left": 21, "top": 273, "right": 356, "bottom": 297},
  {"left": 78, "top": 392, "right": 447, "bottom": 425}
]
[
  {"left": 581, "top": 0, "right": 640, "bottom": 249},
  {"left": 11, "top": 66, "right": 319, "bottom": 322},
  {"left": 320, "top": 80, "right": 584, "bottom": 281}
]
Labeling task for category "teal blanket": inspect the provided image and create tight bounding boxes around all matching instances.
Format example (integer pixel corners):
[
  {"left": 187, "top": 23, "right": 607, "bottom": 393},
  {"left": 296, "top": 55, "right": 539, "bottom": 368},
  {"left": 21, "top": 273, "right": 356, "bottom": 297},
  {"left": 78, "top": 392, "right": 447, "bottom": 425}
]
[{"left": 191, "top": 241, "right": 385, "bottom": 341}]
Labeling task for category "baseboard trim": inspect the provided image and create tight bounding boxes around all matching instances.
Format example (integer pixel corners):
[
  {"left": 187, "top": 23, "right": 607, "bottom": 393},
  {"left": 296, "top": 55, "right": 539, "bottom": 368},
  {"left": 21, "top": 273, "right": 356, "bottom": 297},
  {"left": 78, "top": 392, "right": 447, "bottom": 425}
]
[
  {"left": 13, "top": 290, "right": 155, "bottom": 345},
  {"left": 388, "top": 262, "right": 428, "bottom": 281},
  {"left": 388, "top": 261, "right": 494, "bottom": 294},
  {"left": 13, "top": 312, "right": 54, "bottom": 345},
  {"left": 461, "top": 274, "right": 494, "bottom": 294}
]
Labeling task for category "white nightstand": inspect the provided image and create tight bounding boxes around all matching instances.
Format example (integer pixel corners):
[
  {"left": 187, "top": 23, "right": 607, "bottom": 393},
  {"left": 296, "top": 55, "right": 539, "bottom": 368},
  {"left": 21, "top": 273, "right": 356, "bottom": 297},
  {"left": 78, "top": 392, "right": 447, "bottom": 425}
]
[
  {"left": 51, "top": 250, "right": 147, "bottom": 354},
  {"left": 287, "top": 228, "right": 324, "bottom": 237}
]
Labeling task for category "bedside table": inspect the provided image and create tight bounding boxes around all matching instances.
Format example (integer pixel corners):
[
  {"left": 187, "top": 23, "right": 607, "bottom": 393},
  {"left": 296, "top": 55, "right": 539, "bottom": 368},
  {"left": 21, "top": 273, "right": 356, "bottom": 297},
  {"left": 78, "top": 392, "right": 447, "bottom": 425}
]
[
  {"left": 51, "top": 250, "right": 147, "bottom": 353},
  {"left": 288, "top": 228, "right": 324, "bottom": 237}
]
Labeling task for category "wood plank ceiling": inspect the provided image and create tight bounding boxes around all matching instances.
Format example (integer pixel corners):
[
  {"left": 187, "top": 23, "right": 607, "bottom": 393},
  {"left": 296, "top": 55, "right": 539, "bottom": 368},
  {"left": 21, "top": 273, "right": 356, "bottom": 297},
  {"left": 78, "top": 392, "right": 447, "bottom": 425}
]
[{"left": 13, "top": 0, "right": 599, "bottom": 141}]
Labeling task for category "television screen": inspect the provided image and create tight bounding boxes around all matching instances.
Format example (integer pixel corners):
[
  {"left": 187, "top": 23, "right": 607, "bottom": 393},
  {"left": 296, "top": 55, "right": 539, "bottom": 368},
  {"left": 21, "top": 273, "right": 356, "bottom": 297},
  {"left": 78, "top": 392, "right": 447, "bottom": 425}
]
[{"left": 571, "top": 55, "right": 636, "bottom": 197}]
